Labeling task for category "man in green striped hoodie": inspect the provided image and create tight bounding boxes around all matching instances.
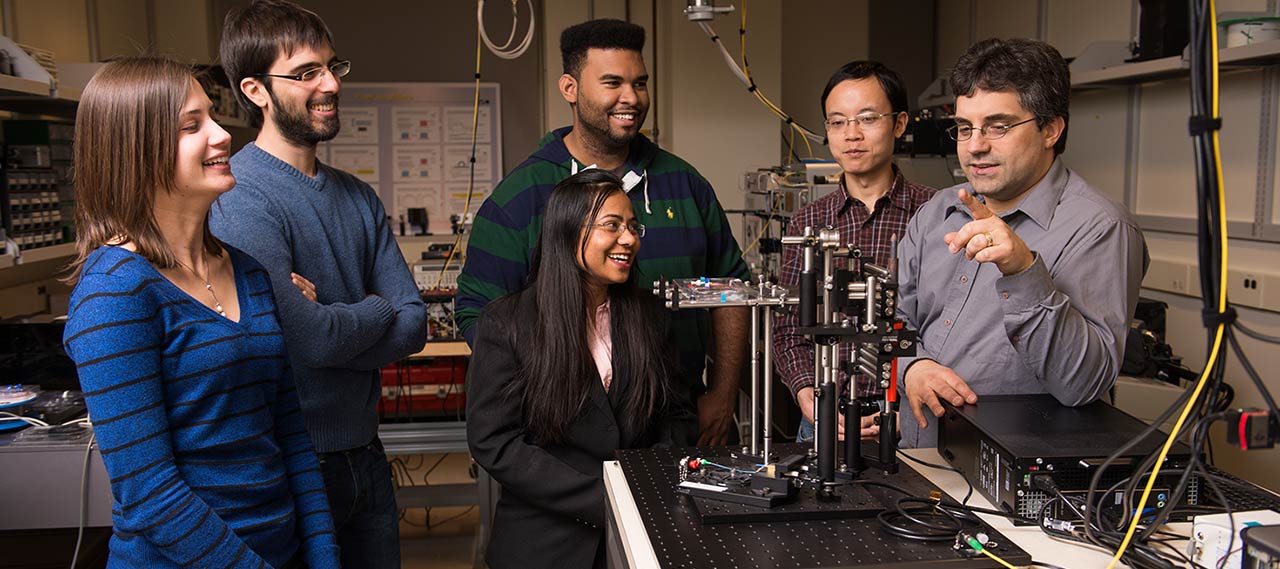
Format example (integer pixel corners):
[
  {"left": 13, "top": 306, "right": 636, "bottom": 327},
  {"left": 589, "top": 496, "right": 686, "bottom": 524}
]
[{"left": 457, "top": 18, "right": 749, "bottom": 446}]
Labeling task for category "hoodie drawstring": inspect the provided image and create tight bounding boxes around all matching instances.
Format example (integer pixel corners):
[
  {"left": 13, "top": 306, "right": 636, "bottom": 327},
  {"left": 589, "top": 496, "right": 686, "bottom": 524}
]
[{"left": 572, "top": 160, "right": 651, "bottom": 214}]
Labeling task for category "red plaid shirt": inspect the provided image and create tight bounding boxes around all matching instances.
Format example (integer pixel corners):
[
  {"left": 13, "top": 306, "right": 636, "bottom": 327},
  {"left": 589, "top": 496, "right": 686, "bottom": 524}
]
[{"left": 774, "top": 166, "right": 936, "bottom": 401}]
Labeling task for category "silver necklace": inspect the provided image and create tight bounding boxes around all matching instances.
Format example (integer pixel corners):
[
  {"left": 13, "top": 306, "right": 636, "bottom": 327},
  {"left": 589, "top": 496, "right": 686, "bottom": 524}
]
[{"left": 175, "top": 257, "right": 226, "bottom": 316}]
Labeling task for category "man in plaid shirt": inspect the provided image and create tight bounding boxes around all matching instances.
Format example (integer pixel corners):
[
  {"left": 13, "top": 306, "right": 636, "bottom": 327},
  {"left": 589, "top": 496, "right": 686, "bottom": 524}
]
[{"left": 773, "top": 61, "right": 936, "bottom": 442}]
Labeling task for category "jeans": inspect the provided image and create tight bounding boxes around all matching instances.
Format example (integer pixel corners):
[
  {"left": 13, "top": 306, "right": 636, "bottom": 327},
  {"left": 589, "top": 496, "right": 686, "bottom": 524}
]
[
  {"left": 796, "top": 401, "right": 884, "bottom": 443},
  {"left": 797, "top": 418, "right": 815, "bottom": 443},
  {"left": 317, "top": 438, "right": 400, "bottom": 569}
]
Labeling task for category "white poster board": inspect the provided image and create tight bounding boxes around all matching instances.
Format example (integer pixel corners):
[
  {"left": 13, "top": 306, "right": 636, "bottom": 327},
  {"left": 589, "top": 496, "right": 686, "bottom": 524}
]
[{"left": 320, "top": 82, "right": 502, "bottom": 235}]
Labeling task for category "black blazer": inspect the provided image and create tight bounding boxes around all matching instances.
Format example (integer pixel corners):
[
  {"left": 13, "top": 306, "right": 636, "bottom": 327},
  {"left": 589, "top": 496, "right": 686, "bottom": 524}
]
[{"left": 466, "top": 290, "right": 695, "bottom": 569}]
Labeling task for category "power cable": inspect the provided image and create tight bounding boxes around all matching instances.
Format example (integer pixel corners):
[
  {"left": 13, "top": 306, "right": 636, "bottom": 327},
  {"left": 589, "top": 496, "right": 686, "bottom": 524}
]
[
  {"left": 691, "top": 1, "right": 823, "bottom": 155},
  {"left": 69, "top": 430, "right": 96, "bottom": 569},
  {"left": 433, "top": 5, "right": 489, "bottom": 295},
  {"left": 477, "top": 0, "right": 534, "bottom": 60}
]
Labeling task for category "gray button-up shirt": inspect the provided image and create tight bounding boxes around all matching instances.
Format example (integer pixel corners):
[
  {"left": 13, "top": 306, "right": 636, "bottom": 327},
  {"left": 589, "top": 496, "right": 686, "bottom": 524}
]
[{"left": 895, "top": 159, "right": 1147, "bottom": 448}]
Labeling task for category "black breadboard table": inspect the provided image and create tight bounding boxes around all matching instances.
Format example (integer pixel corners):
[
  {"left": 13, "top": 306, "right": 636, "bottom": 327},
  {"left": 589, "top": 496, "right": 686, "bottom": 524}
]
[
  {"left": 691, "top": 482, "right": 883, "bottom": 524},
  {"left": 615, "top": 444, "right": 1034, "bottom": 568}
]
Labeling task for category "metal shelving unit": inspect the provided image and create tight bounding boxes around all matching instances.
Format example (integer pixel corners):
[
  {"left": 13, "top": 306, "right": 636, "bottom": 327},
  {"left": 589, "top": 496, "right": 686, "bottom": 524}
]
[
  {"left": 0, "top": 76, "right": 79, "bottom": 273},
  {"left": 1070, "top": 41, "right": 1280, "bottom": 244}
]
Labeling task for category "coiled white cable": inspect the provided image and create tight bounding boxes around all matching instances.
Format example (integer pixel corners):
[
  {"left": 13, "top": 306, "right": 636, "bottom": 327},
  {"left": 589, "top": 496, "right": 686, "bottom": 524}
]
[{"left": 478, "top": 0, "right": 534, "bottom": 60}]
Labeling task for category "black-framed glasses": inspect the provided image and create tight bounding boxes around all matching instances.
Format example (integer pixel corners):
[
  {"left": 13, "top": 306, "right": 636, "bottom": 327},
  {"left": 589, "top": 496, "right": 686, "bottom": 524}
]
[
  {"left": 255, "top": 60, "right": 351, "bottom": 83},
  {"left": 947, "top": 117, "right": 1037, "bottom": 141},
  {"left": 824, "top": 112, "right": 899, "bottom": 132},
  {"left": 590, "top": 221, "right": 645, "bottom": 238}
]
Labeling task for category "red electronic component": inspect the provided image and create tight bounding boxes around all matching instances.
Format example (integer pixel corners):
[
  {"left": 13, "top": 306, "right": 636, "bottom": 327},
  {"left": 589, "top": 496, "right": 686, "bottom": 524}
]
[
  {"left": 1226, "top": 409, "right": 1277, "bottom": 450},
  {"left": 887, "top": 359, "right": 899, "bottom": 403},
  {"left": 377, "top": 356, "right": 467, "bottom": 419}
]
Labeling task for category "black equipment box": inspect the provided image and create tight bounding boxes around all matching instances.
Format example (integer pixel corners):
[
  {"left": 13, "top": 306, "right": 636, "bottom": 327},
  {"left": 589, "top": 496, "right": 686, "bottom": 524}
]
[{"left": 938, "top": 394, "right": 1197, "bottom": 524}]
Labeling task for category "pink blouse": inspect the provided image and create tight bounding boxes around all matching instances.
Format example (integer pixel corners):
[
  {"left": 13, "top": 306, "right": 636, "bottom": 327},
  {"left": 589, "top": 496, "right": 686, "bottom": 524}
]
[{"left": 588, "top": 300, "right": 613, "bottom": 391}]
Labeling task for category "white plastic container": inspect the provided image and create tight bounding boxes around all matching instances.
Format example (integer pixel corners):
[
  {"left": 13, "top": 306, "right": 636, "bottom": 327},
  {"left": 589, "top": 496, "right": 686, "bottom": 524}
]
[{"left": 1222, "top": 17, "right": 1280, "bottom": 48}]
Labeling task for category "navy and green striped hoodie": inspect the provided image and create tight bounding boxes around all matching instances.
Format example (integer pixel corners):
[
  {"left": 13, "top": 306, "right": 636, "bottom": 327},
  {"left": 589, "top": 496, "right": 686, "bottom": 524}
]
[{"left": 456, "top": 126, "right": 748, "bottom": 396}]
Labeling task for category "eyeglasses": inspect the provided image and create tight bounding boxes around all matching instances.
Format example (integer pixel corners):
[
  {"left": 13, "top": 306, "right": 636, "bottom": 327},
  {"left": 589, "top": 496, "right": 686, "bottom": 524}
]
[
  {"left": 824, "top": 112, "right": 899, "bottom": 132},
  {"left": 255, "top": 60, "right": 352, "bottom": 83},
  {"left": 947, "top": 117, "right": 1037, "bottom": 141},
  {"left": 591, "top": 221, "right": 645, "bottom": 238}
]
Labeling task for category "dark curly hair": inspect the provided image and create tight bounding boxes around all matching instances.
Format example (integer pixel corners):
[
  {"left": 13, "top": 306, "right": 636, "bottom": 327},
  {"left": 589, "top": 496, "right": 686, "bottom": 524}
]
[
  {"left": 949, "top": 38, "right": 1071, "bottom": 155},
  {"left": 560, "top": 19, "right": 645, "bottom": 78}
]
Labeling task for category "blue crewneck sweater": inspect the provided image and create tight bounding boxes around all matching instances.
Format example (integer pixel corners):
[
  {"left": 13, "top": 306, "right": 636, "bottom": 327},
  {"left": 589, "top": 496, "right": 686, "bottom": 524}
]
[
  {"left": 63, "top": 245, "right": 339, "bottom": 568},
  {"left": 210, "top": 142, "right": 427, "bottom": 452}
]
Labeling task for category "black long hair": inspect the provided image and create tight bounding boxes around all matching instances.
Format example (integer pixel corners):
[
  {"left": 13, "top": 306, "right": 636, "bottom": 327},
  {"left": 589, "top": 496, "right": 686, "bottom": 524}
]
[{"left": 517, "top": 169, "right": 674, "bottom": 444}]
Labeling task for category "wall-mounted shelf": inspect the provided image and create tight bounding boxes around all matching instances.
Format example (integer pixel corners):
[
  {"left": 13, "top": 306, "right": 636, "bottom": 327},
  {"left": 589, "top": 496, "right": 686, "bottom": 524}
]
[
  {"left": 0, "top": 74, "right": 78, "bottom": 117},
  {"left": 1073, "top": 40, "right": 1280, "bottom": 89},
  {"left": 0, "top": 242, "right": 76, "bottom": 270},
  {"left": 0, "top": 74, "right": 51, "bottom": 97}
]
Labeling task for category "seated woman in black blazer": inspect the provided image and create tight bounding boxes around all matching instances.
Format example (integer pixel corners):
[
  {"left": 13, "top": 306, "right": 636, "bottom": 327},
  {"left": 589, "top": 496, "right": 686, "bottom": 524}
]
[{"left": 466, "top": 169, "right": 695, "bottom": 569}]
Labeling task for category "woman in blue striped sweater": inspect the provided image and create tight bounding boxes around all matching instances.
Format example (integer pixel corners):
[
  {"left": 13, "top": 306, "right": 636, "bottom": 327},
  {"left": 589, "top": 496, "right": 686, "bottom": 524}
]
[{"left": 62, "top": 56, "right": 339, "bottom": 568}]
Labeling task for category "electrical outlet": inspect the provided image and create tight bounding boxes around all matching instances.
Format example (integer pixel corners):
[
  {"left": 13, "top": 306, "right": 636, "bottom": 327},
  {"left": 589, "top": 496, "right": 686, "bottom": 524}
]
[
  {"left": 1261, "top": 273, "right": 1280, "bottom": 312},
  {"left": 1144, "top": 258, "right": 1190, "bottom": 294},
  {"left": 1228, "top": 269, "right": 1265, "bottom": 308}
]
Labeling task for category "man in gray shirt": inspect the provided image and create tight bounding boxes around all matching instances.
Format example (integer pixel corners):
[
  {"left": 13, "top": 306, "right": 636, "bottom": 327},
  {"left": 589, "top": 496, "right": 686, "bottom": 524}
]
[{"left": 896, "top": 38, "right": 1147, "bottom": 448}]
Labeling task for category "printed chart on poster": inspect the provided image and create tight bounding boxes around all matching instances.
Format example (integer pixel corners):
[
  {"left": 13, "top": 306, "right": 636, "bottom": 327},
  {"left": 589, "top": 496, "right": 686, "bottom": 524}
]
[{"left": 319, "top": 82, "right": 501, "bottom": 236}]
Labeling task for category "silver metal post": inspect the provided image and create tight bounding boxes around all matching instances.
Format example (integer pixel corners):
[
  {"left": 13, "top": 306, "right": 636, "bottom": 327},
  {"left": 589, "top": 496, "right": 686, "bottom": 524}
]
[
  {"left": 763, "top": 304, "right": 774, "bottom": 462},
  {"left": 749, "top": 302, "right": 760, "bottom": 456},
  {"left": 864, "top": 275, "right": 877, "bottom": 329}
]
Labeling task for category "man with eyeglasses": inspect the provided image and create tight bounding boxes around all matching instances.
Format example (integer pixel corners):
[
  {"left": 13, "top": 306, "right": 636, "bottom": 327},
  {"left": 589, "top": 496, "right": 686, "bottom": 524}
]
[
  {"left": 895, "top": 38, "right": 1147, "bottom": 449},
  {"left": 457, "top": 19, "right": 749, "bottom": 447},
  {"left": 210, "top": 1, "right": 426, "bottom": 566},
  {"left": 773, "top": 61, "right": 936, "bottom": 443}
]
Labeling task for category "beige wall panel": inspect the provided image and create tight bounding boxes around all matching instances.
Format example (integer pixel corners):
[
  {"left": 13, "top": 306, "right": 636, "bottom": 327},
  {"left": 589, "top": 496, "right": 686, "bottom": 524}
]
[
  {"left": 543, "top": 0, "right": 590, "bottom": 137},
  {"left": 95, "top": 0, "right": 150, "bottom": 60},
  {"left": 973, "top": 0, "right": 1037, "bottom": 42},
  {"left": 12, "top": 0, "right": 90, "bottom": 62},
  {"left": 1047, "top": 0, "right": 1130, "bottom": 59},
  {"left": 780, "top": 0, "right": 869, "bottom": 154},
  {"left": 1216, "top": 0, "right": 1270, "bottom": 13},
  {"left": 154, "top": 0, "right": 213, "bottom": 64},
  {"left": 1135, "top": 71, "right": 1262, "bottom": 224},
  {"left": 589, "top": 0, "right": 627, "bottom": 21},
  {"left": 1064, "top": 88, "right": 1129, "bottom": 205},
  {"left": 936, "top": 0, "right": 971, "bottom": 77}
]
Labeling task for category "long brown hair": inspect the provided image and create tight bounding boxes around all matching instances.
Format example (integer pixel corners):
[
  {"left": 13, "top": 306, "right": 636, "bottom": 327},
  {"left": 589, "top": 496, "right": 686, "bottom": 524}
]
[{"left": 66, "top": 56, "right": 222, "bottom": 283}]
